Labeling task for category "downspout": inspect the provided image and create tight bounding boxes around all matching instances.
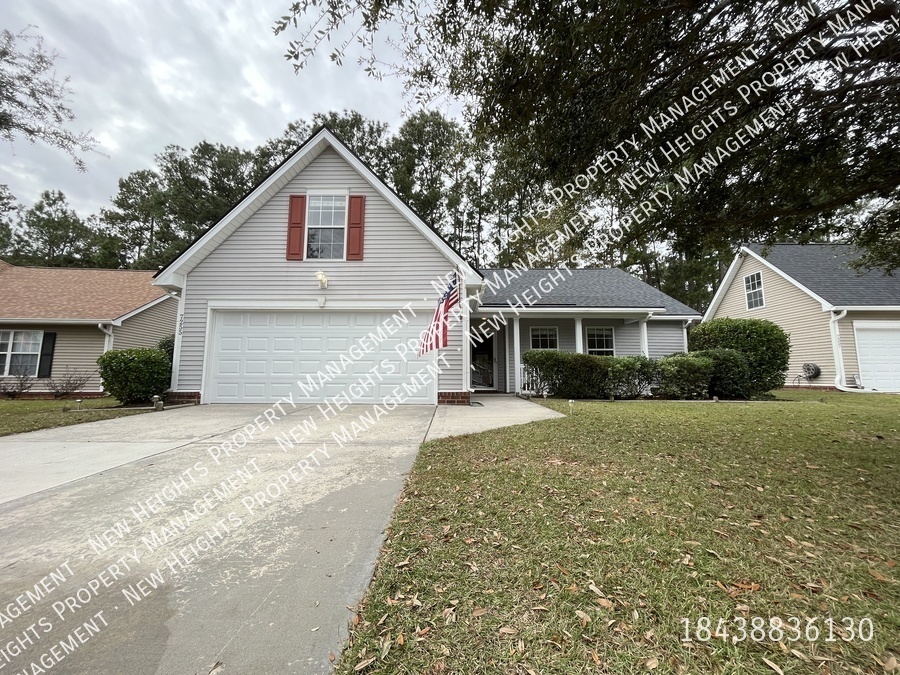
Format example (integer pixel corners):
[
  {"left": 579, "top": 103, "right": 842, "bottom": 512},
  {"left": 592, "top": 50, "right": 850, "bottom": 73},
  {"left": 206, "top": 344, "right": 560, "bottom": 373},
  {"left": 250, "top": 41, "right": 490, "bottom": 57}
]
[
  {"left": 98, "top": 323, "right": 114, "bottom": 352},
  {"left": 829, "top": 310, "right": 876, "bottom": 393}
]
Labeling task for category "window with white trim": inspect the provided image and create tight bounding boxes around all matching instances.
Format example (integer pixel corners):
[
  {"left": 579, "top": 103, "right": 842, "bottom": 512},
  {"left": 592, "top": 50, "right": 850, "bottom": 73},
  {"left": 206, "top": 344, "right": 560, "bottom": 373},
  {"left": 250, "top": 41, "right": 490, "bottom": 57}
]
[
  {"left": 0, "top": 330, "right": 43, "bottom": 377},
  {"left": 744, "top": 271, "right": 764, "bottom": 309},
  {"left": 306, "top": 195, "right": 346, "bottom": 260},
  {"left": 586, "top": 327, "right": 615, "bottom": 356},
  {"left": 530, "top": 327, "right": 558, "bottom": 350}
]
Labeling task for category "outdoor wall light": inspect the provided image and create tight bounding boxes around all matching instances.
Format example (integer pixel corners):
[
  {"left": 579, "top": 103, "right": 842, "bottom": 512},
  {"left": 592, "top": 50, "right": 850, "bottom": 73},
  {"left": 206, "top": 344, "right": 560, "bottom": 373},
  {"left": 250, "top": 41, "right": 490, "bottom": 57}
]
[{"left": 315, "top": 271, "right": 328, "bottom": 289}]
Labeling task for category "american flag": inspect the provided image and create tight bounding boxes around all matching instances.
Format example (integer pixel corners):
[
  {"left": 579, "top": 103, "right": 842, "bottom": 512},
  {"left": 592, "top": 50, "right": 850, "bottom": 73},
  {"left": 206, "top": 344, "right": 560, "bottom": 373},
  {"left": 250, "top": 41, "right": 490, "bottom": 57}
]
[{"left": 419, "top": 275, "right": 460, "bottom": 356}]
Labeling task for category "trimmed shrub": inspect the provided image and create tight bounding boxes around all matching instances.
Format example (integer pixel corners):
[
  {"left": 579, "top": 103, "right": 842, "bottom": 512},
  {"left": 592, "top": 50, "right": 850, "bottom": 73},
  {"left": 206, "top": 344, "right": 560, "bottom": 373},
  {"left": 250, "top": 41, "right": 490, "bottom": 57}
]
[
  {"left": 522, "top": 350, "right": 615, "bottom": 399},
  {"left": 609, "top": 355, "right": 658, "bottom": 399},
  {"left": 688, "top": 318, "right": 790, "bottom": 395},
  {"left": 692, "top": 348, "right": 751, "bottom": 400},
  {"left": 97, "top": 348, "right": 171, "bottom": 404},
  {"left": 156, "top": 334, "right": 175, "bottom": 364},
  {"left": 656, "top": 355, "right": 712, "bottom": 400}
]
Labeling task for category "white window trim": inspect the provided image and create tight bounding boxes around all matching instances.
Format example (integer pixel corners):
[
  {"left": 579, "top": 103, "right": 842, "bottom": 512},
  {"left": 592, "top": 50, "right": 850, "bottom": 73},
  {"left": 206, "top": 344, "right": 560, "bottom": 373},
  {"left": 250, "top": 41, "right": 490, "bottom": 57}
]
[
  {"left": 303, "top": 194, "right": 349, "bottom": 262},
  {"left": 744, "top": 271, "right": 765, "bottom": 310},
  {"left": 585, "top": 326, "right": 616, "bottom": 357},
  {"left": 0, "top": 329, "right": 44, "bottom": 377},
  {"left": 530, "top": 326, "right": 559, "bottom": 350}
]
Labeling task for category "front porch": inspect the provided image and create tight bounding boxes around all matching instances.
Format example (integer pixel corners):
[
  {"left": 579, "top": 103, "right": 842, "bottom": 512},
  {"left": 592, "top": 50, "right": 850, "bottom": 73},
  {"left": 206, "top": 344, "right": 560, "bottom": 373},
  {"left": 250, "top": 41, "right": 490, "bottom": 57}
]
[{"left": 468, "top": 313, "right": 690, "bottom": 394}]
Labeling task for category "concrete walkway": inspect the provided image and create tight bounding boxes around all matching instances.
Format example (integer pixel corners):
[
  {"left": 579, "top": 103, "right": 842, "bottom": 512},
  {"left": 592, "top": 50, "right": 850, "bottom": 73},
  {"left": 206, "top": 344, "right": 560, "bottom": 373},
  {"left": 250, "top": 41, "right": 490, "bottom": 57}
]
[
  {"left": 425, "top": 394, "right": 564, "bottom": 441},
  {"left": 0, "top": 396, "right": 560, "bottom": 674}
]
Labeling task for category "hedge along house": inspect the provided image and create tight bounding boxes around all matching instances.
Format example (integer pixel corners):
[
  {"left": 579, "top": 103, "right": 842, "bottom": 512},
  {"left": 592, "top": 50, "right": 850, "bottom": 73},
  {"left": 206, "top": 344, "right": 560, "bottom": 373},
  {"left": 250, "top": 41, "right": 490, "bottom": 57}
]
[
  {"left": 705, "top": 243, "right": 900, "bottom": 392},
  {"left": 153, "top": 126, "right": 700, "bottom": 405},
  {"left": 0, "top": 262, "right": 179, "bottom": 395}
]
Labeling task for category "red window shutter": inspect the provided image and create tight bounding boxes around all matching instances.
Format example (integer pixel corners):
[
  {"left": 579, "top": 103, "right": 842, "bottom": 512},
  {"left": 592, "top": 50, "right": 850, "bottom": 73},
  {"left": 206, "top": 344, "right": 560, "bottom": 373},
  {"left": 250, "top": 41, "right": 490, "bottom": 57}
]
[
  {"left": 286, "top": 195, "right": 306, "bottom": 260},
  {"left": 346, "top": 195, "right": 366, "bottom": 261}
]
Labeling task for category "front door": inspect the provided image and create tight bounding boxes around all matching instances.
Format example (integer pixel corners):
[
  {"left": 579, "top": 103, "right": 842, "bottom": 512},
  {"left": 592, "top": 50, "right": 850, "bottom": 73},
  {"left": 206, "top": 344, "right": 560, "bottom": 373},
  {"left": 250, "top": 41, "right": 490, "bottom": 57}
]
[{"left": 471, "top": 334, "right": 495, "bottom": 389}]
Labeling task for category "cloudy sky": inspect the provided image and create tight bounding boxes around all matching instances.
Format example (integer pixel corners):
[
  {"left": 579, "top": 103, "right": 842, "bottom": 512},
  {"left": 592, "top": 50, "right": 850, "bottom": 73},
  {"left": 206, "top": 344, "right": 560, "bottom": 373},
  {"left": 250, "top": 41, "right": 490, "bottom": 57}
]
[{"left": 1, "top": 0, "right": 411, "bottom": 217}]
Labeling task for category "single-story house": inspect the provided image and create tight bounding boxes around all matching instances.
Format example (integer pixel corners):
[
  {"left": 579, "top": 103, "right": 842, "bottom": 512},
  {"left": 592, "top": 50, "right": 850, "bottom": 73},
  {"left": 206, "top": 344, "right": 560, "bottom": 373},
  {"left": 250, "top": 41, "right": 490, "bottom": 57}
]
[
  {"left": 153, "top": 126, "right": 701, "bottom": 405},
  {"left": 0, "top": 262, "right": 179, "bottom": 394},
  {"left": 705, "top": 243, "right": 900, "bottom": 392}
]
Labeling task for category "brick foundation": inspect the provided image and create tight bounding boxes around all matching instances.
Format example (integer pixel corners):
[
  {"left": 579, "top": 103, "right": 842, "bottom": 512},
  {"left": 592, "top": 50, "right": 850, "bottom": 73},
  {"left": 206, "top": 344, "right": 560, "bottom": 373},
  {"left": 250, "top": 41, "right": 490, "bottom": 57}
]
[
  {"left": 438, "top": 391, "right": 471, "bottom": 406},
  {"left": 165, "top": 391, "right": 201, "bottom": 405}
]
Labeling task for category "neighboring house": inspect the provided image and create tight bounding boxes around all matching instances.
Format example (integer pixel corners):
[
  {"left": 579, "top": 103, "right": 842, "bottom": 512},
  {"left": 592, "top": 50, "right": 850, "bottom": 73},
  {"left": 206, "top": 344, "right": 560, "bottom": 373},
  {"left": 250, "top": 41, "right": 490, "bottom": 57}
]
[
  {"left": 153, "top": 126, "right": 700, "bottom": 405},
  {"left": 0, "top": 262, "right": 179, "bottom": 394},
  {"left": 705, "top": 243, "right": 900, "bottom": 392}
]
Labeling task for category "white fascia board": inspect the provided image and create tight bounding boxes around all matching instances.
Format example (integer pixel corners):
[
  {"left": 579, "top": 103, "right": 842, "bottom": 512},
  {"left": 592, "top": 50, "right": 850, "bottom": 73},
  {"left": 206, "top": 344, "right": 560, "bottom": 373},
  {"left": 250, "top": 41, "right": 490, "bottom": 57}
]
[
  {"left": 207, "top": 298, "right": 437, "bottom": 311},
  {"left": 113, "top": 294, "right": 176, "bottom": 323},
  {"left": 648, "top": 315, "right": 703, "bottom": 320},
  {"left": 472, "top": 306, "right": 666, "bottom": 316},
  {"left": 741, "top": 247, "right": 834, "bottom": 310},
  {"left": 703, "top": 251, "right": 742, "bottom": 321},
  {"left": 0, "top": 318, "right": 115, "bottom": 325},
  {"left": 852, "top": 320, "right": 900, "bottom": 329},
  {"left": 832, "top": 305, "right": 900, "bottom": 312}
]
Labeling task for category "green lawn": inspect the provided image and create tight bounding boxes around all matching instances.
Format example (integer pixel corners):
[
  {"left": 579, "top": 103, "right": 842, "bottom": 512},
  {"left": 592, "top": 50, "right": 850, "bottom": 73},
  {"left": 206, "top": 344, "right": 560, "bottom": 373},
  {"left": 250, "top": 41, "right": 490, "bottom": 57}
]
[
  {"left": 339, "top": 389, "right": 900, "bottom": 674},
  {"left": 0, "top": 397, "right": 149, "bottom": 436}
]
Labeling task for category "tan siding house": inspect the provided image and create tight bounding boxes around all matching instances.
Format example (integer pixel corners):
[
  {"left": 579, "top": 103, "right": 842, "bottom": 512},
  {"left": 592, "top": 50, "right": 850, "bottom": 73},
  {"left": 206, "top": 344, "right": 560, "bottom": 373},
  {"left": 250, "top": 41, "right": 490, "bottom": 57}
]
[
  {"left": 706, "top": 244, "right": 900, "bottom": 392},
  {"left": 154, "top": 128, "right": 699, "bottom": 405},
  {"left": 0, "top": 263, "right": 177, "bottom": 395}
]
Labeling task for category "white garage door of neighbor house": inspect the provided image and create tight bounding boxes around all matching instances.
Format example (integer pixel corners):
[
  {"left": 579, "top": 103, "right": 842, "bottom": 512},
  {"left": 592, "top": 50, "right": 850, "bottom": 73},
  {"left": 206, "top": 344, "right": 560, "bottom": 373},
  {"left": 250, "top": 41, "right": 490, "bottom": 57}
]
[
  {"left": 207, "top": 311, "right": 435, "bottom": 404},
  {"left": 855, "top": 322, "right": 900, "bottom": 392}
]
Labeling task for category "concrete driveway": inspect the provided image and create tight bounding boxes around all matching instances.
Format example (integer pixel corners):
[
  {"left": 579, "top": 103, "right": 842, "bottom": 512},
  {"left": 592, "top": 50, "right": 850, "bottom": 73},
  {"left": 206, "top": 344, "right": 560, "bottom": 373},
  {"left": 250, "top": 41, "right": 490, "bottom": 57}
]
[
  {"left": 0, "top": 395, "right": 561, "bottom": 674},
  {"left": 0, "top": 403, "right": 435, "bottom": 675}
]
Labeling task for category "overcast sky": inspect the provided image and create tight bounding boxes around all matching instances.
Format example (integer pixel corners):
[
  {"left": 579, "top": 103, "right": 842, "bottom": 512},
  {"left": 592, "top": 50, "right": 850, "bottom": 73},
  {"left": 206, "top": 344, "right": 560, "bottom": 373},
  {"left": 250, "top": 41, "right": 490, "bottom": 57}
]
[{"left": 1, "top": 0, "right": 411, "bottom": 218}]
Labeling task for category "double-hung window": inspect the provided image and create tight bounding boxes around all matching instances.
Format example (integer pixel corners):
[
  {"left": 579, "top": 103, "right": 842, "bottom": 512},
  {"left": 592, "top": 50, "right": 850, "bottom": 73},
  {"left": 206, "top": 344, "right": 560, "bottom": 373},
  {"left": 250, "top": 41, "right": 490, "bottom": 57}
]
[
  {"left": 306, "top": 195, "right": 346, "bottom": 260},
  {"left": 530, "top": 327, "right": 558, "bottom": 350},
  {"left": 586, "top": 327, "right": 615, "bottom": 356},
  {"left": 744, "top": 271, "right": 764, "bottom": 309},
  {"left": 0, "top": 330, "right": 43, "bottom": 377}
]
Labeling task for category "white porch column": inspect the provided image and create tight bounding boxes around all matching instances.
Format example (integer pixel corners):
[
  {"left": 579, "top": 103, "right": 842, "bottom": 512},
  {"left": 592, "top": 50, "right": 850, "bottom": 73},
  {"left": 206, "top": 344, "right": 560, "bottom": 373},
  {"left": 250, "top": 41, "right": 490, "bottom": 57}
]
[
  {"left": 513, "top": 316, "right": 521, "bottom": 392},
  {"left": 639, "top": 318, "right": 650, "bottom": 357},
  {"left": 574, "top": 317, "right": 583, "bottom": 354}
]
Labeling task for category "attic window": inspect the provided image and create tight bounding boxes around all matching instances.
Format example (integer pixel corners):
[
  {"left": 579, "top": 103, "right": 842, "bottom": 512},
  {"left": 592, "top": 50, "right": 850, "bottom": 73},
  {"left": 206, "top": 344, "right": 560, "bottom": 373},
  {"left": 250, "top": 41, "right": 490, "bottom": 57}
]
[
  {"left": 306, "top": 195, "right": 346, "bottom": 260},
  {"left": 744, "top": 271, "right": 764, "bottom": 309}
]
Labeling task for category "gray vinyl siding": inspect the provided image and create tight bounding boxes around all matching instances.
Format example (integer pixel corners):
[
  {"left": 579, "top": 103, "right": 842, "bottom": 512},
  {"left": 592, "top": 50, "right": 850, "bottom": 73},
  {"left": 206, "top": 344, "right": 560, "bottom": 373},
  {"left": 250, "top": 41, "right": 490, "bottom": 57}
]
[
  {"left": 711, "top": 255, "right": 834, "bottom": 386},
  {"left": 179, "top": 146, "right": 460, "bottom": 394},
  {"left": 113, "top": 297, "right": 179, "bottom": 350},
  {"left": 519, "top": 319, "right": 576, "bottom": 357},
  {"left": 647, "top": 321, "right": 686, "bottom": 358},
  {"left": 582, "top": 319, "right": 641, "bottom": 356},
  {"left": 0, "top": 325, "right": 106, "bottom": 392}
]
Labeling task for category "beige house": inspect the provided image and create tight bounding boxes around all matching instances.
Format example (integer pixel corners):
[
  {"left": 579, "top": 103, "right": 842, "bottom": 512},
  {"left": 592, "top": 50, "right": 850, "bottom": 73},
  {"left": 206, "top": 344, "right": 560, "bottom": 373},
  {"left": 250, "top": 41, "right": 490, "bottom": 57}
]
[
  {"left": 0, "top": 262, "right": 178, "bottom": 394},
  {"left": 705, "top": 244, "right": 900, "bottom": 392}
]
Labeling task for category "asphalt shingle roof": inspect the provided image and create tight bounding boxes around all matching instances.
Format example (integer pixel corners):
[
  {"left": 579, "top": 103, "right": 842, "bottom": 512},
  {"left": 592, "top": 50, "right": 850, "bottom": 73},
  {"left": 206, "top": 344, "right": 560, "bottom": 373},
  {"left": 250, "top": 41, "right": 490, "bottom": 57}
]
[
  {"left": 745, "top": 244, "right": 900, "bottom": 306},
  {"left": 0, "top": 262, "right": 168, "bottom": 321},
  {"left": 478, "top": 268, "right": 701, "bottom": 315}
]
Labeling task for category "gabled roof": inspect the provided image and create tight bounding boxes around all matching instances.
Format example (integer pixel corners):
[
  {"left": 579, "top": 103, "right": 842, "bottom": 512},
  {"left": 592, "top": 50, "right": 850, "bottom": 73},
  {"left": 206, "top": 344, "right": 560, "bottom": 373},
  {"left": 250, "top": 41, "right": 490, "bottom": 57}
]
[
  {"left": 743, "top": 243, "right": 900, "bottom": 307},
  {"left": 478, "top": 268, "right": 701, "bottom": 316},
  {"left": 0, "top": 262, "right": 171, "bottom": 323},
  {"left": 153, "top": 126, "right": 481, "bottom": 289},
  {"left": 705, "top": 243, "right": 900, "bottom": 319}
]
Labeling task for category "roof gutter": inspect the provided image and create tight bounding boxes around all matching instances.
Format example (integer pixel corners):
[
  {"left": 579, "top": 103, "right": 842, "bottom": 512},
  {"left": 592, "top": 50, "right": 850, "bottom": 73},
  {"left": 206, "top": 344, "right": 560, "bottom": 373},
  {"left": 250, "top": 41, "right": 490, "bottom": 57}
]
[{"left": 0, "top": 318, "right": 121, "bottom": 326}]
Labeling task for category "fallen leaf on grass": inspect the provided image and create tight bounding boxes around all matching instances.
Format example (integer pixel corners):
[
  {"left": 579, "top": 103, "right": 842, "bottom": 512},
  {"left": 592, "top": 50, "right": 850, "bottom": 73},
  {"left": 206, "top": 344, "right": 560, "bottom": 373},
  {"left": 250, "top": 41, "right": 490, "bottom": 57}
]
[
  {"left": 395, "top": 557, "right": 411, "bottom": 569},
  {"left": 790, "top": 649, "right": 810, "bottom": 662},
  {"left": 596, "top": 597, "right": 614, "bottom": 609},
  {"left": 499, "top": 626, "right": 518, "bottom": 635},
  {"left": 355, "top": 656, "right": 376, "bottom": 671},
  {"left": 589, "top": 583, "right": 605, "bottom": 597},
  {"left": 575, "top": 610, "right": 592, "bottom": 627},
  {"left": 762, "top": 657, "right": 785, "bottom": 675},
  {"left": 868, "top": 569, "right": 892, "bottom": 583},
  {"left": 883, "top": 655, "right": 898, "bottom": 671},
  {"left": 397, "top": 633, "right": 405, "bottom": 646},
  {"left": 472, "top": 607, "right": 489, "bottom": 617},
  {"left": 645, "top": 657, "right": 659, "bottom": 670}
]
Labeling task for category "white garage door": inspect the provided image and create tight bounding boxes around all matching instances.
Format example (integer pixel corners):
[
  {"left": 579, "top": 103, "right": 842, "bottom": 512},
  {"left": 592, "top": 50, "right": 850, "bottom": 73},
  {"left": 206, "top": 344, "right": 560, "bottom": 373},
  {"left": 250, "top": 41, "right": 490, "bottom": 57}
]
[
  {"left": 207, "top": 311, "right": 435, "bottom": 403},
  {"left": 855, "top": 322, "right": 900, "bottom": 392}
]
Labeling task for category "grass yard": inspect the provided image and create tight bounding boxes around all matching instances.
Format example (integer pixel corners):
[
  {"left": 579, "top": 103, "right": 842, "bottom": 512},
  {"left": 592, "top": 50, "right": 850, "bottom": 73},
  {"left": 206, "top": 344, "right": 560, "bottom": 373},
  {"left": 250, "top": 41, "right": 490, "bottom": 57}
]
[
  {"left": 0, "top": 397, "right": 148, "bottom": 436},
  {"left": 339, "top": 390, "right": 900, "bottom": 674}
]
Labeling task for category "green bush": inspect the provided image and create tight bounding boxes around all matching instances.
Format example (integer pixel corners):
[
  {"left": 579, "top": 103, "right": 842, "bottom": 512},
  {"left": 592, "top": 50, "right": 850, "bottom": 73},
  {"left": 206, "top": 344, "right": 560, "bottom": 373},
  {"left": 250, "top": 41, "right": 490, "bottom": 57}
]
[
  {"left": 609, "top": 356, "right": 658, "bottom": 399},
  {"left": 97, "top": 348, "right": 171, "bottom": 404},
  {"left": 156, "top": 334, "right": 175, "bottom": 363},
  {"left": 692, "top": 348, "right": 751, "bottom": 400},
  {"left": 688, "top": 318, "right": 790, "bottom": 395},
  {"left": 656, "top": 355, "right": 712, "bottom": 400}
]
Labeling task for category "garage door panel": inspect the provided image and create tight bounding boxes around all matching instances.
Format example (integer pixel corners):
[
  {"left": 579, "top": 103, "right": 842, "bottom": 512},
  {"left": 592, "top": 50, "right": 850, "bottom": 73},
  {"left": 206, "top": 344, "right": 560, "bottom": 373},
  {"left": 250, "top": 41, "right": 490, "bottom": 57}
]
[
  {"left": 208, "top": 311, "right": 436, "bottom": 403},
  {"left": 855, "top": 323, "right": 900, "bottom": 392}
]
